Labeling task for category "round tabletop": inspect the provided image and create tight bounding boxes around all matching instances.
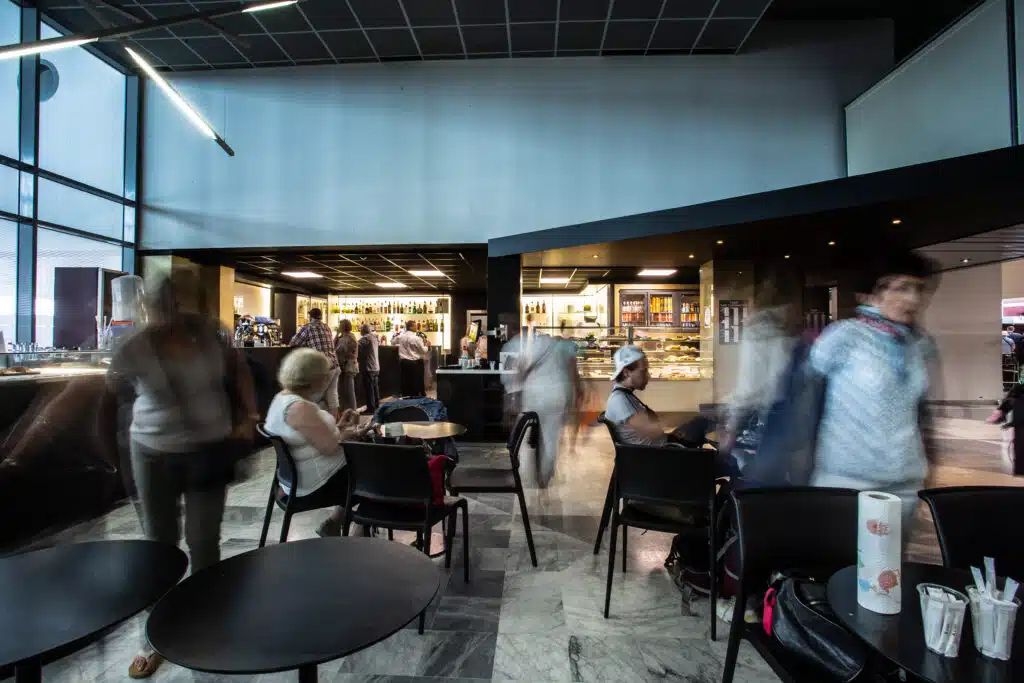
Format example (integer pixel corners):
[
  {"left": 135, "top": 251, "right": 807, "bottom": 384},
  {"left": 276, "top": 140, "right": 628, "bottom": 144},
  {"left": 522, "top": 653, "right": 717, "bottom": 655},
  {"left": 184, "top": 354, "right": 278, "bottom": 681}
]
[
  {"left": 828, "top": 562, "right": 1024, "bottom": 683},
  {"left": 0, "top": 540, "right": 187, "bottom": 670},
  {"left": 380, "top": 421, "right": 467, "bottom": 440},
  {"left": 147, "top": 537, "right": 441, "bottom": 676}
]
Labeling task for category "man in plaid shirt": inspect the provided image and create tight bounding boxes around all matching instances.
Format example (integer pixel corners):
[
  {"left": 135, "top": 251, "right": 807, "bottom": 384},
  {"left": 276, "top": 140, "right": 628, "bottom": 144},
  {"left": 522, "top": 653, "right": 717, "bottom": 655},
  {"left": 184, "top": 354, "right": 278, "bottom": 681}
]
[{"left": 289, "top": 308, "right": 341, "bottom": 417}]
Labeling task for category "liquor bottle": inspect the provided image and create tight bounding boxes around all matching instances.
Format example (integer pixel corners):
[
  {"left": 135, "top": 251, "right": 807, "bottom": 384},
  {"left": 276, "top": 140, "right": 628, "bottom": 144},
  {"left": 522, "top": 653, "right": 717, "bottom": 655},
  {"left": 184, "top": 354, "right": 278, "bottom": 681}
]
[
  {"left": 542, "top": 302, "right": 547, "bottom": 314},
  {"left": 525, "top": 303, "right": 529, "bottom": 314},
  {"left": 440, "top": 319, "right": 444, "bottom": 333}
]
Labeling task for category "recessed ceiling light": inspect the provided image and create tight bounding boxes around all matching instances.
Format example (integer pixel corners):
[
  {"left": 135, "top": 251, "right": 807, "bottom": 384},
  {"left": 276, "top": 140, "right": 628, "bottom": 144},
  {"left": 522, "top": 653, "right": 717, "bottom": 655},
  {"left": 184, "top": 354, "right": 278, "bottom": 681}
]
[
  {"left": 688, "top": 254, "right": 695, "bottom": 259},
  {"left": 409, "top": 270, "right": 443, "bottom": 277},
  {"left": 592, "top": 254, "right": 599, "bottom": 259},
  {"left": 376, "top": 282, "right": 407, "bottom": 288},
  {"left": 961, "top": 258, "right": 971, "bottom": 264},
  {"left": 242, "top": 0, "right": 299, "bottom": 13},
  {"left": 828, "top": 241, "right": 836, "bottom": 246},
  {"left": 784, "top": 254, "right": 791, "bottom": 259},
  {"left": 539, "top": 277, "right": 571, "bottom": 284},
  {"left": 638, "top": 269, "right": 678, "bottom": 277},
  {"left": 716, "top": 240, "right": 724, "bottom": 245},
  {"left": 281, "top": 271, "right": 322, "bottom": 279},
  {"left": 892, "top": 218, "right": 902, "bottom": 225}
]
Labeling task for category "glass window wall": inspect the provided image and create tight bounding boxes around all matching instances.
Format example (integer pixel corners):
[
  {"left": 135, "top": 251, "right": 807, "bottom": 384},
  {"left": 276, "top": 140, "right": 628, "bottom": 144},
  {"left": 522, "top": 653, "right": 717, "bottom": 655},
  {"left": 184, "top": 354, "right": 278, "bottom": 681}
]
[{"left": 0, "top": 1, "right": 18, "bottom": 160}]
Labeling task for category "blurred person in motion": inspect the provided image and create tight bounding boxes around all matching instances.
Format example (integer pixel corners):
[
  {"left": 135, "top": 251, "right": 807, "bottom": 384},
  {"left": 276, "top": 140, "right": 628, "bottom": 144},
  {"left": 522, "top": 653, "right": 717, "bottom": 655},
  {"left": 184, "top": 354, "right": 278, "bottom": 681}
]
[
  {"left": 503, "top": 329, "right": 581, "bottom": 487},
  {"left": 397, "top": 320, "right": 428, "bottom": 397},
  {"left": 289, "top": 308, "right": 340, "bottom": 419},
  {"left": 108, "top": 274, "right": 256, "bottom": 679},
  {"left": 265, "top": 348, "right": 373, "bottom": 538},
  {"left": 335, "top": 318, "right": 358, "bottom": 412},
  {"left": 357, "top": 323, "right": 381, "bottom": 414},
  {"left": 809, "top": 251, "right": 939, "bottom": 531}
]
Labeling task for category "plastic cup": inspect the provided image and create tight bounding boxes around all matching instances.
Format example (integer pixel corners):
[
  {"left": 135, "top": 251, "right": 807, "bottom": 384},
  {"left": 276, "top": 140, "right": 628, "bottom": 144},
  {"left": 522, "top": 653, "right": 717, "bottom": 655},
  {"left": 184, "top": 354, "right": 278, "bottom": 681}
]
[
  {"left": 967, "top": 585, "right": 1020, "bottom": 661},
  {"left": 918, "top": 583, "right": 969, "bottom": 658}
]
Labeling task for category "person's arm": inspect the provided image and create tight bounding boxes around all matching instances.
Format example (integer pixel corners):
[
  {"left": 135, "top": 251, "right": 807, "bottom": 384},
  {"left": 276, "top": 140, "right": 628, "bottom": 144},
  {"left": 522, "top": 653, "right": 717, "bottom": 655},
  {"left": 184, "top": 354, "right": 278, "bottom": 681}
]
[
  {"left": 413, "top": 335, "right": 428, "bottom": 357},
  {"left": 623, "top": 410, "right": 668, "bottom": 440},
  {"left": 283, "top": 400, "right": 341, "bottom": 457},
  {"left": 289, "top": 325, "right": 308, "bottom": 347}
]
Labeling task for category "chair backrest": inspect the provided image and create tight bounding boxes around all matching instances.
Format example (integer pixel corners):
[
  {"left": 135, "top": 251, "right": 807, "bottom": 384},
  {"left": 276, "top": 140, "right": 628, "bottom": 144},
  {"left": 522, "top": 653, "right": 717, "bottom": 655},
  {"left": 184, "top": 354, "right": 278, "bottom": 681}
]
[
  {"left": 382, "top": 405, "right": 430, "bottom": 423},
  {"left": 257, "top": 423, "right": 299, "bottom": 492},
  {"left": 598, "top": 412, "right": 623, "bottom": 443},
  {"left": 507, "top": 411, "right": 540, "bottom": 470},
  {"left": 341, "top": 441, "right": 433, "bottom": 505},
  {"left": 613, "top": 444, "right": 716, "bottom": 508},
  {"left": 732, "top": 487, "right": 860, "bottom": 588},
  {"left": 918, "top": 486, "right": 1024, "bottom": 577}
]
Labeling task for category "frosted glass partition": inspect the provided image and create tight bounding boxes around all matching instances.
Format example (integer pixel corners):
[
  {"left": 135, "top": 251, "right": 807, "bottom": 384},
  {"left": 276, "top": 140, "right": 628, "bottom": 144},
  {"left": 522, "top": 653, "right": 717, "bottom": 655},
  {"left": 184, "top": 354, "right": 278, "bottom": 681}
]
[{"left": 846, "top": 0, "right": 1013, "bottom": 176}]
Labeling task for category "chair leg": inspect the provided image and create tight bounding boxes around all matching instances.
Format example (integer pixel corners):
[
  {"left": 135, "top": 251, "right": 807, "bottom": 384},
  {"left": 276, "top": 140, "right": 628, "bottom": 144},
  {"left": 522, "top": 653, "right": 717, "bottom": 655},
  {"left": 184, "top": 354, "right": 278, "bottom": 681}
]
[
  {"left": 516, "top": 485, "right": 538, "bottom": 568},
  {"left": 418, "top": 610, "right": 426, "bottom": 635},
  {"left": 422, "top": 523, "right": 432, "bottom": 557},
  {"left": 721, "top": 587, "right": 746, "bottom": 683},
  {"left": 621, "top": 525, "right": 628, "bottom": 573},
  {"left": 444, "top": 511, "right": 456, "bottom": 569},
  {"left": 460, "top": 501, "right": 470, "bottom": 583},
  {"left": 258, "top": 481, "right": 276, "bottom": 548},
  {"left": 604, "top": 518, "right": 618, "bottom": 619},
  {"left": 388, "top": 528, "right": 394, "bottom": 541},
  {"left": 709, "top": 516, "right": 718, "bottom": 642},
  {"left": 278, "top": 510, "right": 292, "bottom": 544},
  {"left": 593, "top": 473, "right": 615, "bottom": 555}
]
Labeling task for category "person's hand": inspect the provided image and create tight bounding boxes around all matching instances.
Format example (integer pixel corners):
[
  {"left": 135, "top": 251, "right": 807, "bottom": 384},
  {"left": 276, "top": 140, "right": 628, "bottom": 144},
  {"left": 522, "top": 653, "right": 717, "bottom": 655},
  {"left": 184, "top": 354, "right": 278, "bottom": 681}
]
[{"left": 338, "top": 409, "right": 360, "bottom": 428}]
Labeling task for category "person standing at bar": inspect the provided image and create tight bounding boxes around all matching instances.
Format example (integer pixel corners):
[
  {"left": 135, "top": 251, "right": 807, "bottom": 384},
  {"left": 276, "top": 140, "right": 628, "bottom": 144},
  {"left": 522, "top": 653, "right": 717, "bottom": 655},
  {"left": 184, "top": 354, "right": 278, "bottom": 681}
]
[
  {"left": 335, "top": 319, "right": 358, "bottom": 413},
  {"left": 357, "top": 322, "right": 380, "bottom": 414},
  {"left": 289, "top": 308, "right": 340, "bottom": 419},
  {"left": 398, "top": 320, "right": 428, "bottom": 397}
]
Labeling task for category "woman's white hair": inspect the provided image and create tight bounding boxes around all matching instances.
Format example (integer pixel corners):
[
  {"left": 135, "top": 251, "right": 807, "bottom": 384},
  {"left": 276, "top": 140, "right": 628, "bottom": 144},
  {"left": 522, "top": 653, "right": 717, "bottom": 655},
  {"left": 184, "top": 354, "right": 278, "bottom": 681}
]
[{"left": 278, "top": 347, "right": 330, "bottom": 392}]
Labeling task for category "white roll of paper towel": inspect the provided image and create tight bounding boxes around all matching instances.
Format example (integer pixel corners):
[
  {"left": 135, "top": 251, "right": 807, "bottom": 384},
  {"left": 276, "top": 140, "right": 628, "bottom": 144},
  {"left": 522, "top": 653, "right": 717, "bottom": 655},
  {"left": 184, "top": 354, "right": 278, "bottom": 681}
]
[{"left": 856, "top": 491, "right": 903, "bottom": 614}]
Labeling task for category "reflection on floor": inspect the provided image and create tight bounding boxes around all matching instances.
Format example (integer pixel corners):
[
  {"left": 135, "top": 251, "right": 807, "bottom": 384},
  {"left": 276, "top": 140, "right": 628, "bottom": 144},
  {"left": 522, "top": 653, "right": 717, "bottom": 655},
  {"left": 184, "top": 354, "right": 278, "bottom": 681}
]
[{"left": 32, "top": 416, "right": 1021, "bottom": 682}]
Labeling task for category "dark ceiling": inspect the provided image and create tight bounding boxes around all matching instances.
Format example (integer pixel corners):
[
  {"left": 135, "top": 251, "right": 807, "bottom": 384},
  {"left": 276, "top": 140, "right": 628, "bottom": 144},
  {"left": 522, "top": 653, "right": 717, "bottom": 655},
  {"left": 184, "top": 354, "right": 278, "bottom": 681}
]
[
  {"left": 36, "top": 0, "right": 769, "bottom": 71},
  {"left": 210, "top": 247, "right": 488, "bottom": 292}
]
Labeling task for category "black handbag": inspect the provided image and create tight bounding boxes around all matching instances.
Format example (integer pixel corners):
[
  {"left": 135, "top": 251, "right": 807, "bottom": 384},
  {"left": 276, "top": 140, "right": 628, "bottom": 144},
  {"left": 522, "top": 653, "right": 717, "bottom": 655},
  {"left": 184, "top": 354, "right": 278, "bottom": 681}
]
[{"left": 770, "top": 576, "right": 866, "bottom": 683}]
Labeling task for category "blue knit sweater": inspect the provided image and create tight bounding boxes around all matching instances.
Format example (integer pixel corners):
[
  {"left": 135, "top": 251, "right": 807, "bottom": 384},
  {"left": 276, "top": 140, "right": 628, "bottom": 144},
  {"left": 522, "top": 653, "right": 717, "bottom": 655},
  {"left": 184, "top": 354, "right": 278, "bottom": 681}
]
[{"left": 809, "top": 307, "right": 935, "bottom": 486}]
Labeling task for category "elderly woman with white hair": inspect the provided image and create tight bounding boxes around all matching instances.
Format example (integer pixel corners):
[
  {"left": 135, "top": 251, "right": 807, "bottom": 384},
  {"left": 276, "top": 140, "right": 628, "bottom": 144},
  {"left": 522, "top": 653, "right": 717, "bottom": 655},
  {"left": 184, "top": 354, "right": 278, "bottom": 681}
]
[{"left": 265, "top": 347, "right": 373, "bottom": 537}]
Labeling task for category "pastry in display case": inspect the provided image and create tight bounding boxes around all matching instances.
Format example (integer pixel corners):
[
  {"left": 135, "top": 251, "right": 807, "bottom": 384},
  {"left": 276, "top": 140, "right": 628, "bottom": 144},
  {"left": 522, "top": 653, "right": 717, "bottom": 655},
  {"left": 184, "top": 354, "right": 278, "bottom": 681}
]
[{"left": 0, "top": 350, "right": 112, "bottom": 381}]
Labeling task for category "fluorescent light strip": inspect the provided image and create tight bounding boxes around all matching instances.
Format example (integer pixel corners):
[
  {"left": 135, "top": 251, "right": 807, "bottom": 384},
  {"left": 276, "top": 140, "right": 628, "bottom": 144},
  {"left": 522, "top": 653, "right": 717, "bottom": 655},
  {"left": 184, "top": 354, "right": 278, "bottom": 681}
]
[
  {"left": 243, "top": 0, "right": 300, "bottom": 12},
  {"left": 281, "top": 271, "right": 322, "bottom": 279},
  {"left": 539, "top": 277, "right": 571, "bottom": 284},
  {"left": 408, "top": 270, "right": 444, "bottom": 277},
  {"left": 376, "top": 282, "right": 408, "bottom": 288},
  {"left": 0, "top": 36, "right": 97, "bottom": 60},
  {"left": 638, "top": 269, "right": 677, "bottom": 277},
  {"left": 125, "top": 47, "right": 216, "bottom": 140}
]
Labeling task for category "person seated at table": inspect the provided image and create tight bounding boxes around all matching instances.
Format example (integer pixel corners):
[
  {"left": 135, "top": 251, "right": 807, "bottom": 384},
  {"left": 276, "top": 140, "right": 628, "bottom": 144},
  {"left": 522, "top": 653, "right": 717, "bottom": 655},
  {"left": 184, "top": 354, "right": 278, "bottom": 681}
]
[{"left": 265, "top": 348, "right": 372, "bottom": 537}]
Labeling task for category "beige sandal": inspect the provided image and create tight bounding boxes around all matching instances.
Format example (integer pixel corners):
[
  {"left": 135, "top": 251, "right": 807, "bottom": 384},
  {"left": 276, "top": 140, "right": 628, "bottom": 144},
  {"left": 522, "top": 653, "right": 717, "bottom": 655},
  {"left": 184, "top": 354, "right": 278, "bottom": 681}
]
[{"left": 128, "top": 652, "right": 163, "bottom": 679}]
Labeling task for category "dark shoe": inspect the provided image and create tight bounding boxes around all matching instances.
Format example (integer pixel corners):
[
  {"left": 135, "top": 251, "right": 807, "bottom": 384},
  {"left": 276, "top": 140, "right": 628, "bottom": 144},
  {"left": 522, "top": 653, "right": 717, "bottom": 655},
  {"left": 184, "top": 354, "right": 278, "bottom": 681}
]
[{"left": 316, "top": 518, "right": 342, "bottom": 537}]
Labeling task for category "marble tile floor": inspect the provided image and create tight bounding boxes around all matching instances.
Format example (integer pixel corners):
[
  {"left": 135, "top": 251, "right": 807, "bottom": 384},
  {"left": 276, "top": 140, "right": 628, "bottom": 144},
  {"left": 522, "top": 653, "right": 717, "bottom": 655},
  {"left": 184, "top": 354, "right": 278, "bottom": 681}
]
[{"left": 25, "top": 417, "right": 1022, "bottom": 683}]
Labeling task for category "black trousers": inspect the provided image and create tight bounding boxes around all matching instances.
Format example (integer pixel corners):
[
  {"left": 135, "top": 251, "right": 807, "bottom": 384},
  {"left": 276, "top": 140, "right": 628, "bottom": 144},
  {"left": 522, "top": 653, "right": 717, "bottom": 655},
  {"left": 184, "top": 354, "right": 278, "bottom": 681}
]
[
  {"left": 400, "top": 359, "right": 425, "bottom": 398},
  {"left": 361, "top": 371, "right": 380, "bottom": 414}
]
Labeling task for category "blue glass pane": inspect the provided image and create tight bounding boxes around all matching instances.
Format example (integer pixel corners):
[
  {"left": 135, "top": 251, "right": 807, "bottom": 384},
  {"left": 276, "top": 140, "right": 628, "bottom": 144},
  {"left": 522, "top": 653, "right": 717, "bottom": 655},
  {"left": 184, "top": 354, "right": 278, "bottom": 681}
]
[
  {"left": 37, "top": 178, "right": 124, "bottom": 240},
  {"left": 34, "top": 228, "right": 121, "bottom": 348},
  {"left": 0, "top": 1, "right": 18, "bottom": 160},
  {"left": 0, "top": 218, "right": 14, "bottom": 348},
  {"left": 123, "top": 205, "right": 135, "bottom": 244},
  {"left": 0, "top": 163, "right": 16, "bottom": 215},
  {"left": 38, "top": 23, "right": 125, "bottom": 196}
]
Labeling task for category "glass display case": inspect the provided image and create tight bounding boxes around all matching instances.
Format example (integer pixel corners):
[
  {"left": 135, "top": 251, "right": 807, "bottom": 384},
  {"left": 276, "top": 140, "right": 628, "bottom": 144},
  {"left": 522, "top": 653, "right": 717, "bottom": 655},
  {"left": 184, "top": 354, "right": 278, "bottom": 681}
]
[
  {"left": 0, "top": 349, "right": 112, "bottom": 381},
  {"left": 531, "top": 326, "right": 710, "bottom": 381},
  {"left": 617, "top": 289, "right": 700, "bottom": 329}
]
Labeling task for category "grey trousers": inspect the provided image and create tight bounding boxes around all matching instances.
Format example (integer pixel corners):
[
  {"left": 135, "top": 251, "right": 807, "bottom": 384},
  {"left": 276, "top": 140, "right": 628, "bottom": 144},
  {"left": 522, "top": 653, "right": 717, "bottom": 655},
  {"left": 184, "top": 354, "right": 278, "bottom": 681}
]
[
  {"left": 318, "top": 367, "right": 341, "bottom": 415},
  {"left": 339, "top": 371, "right": 358, "bottom": 412},
  {"left": 130, "top": 440, "right": 227, "bottom": 573}
]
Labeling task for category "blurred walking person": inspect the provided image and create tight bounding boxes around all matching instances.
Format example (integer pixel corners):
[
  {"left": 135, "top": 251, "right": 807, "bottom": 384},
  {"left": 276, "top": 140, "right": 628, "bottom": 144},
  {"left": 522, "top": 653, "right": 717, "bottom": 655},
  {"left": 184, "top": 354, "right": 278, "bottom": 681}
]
[
  {"left": 335, "top": 318, "right": 358, "bottom": 412},
  {"left": 289, "top": 308, "right": 340, "bottom": 419},
  {"left": 109, "top": 274, "right": 256, "bottom": 678},
  {"left": 358, "top": 323, "right": 381, "bottom": 414}
]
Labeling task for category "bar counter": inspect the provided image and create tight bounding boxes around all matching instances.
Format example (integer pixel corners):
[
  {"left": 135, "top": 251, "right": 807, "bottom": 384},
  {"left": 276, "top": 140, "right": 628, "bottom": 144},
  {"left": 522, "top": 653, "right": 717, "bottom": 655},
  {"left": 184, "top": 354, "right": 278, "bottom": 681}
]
[{"left": 435, "top": 368, "right": 510, "bottom": 442}]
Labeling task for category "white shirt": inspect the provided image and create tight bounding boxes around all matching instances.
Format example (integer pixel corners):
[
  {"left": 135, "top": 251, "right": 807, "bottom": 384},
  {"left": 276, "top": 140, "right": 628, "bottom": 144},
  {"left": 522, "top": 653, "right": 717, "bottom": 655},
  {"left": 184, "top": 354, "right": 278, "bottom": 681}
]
[
  {"left": 264, "top": 393, "right": 346, "bottom": 497},
  {"left": 397, "top": 330, "right": 427, "bottom": 361}
]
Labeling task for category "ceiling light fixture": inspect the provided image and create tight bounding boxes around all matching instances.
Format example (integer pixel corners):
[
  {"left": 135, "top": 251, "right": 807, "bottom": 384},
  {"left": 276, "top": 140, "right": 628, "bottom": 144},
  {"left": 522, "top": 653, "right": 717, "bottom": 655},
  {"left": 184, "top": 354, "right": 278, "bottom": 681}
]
[
  {"left": 892, "top": 218, "right": 902, "bottom": 225},
  {"left": 961, "top": 258, "right": 971, "bottom": 264},
  {"left": 376, "top": 282, "right": 407, "bottom": 288},
  {"left": 125, "top": 47, "right": 234, "bottom": 156},
  {"left": 408, "top": 270, "right": 443, "bottom": 277},
  {"left": 539, "top": 277, "right": 571, "bottom": 285},
  {"left": 688, "top": 254, "right": 695, "bottom": 259},
  {"left": 716, "top": 240, "right": 724, "bottom": 245},
  {"left": 638, "top": 269, "right": 678, "bottom": 277},
  {"left": 281, "top": 271, "right": 322, "bottom": 279},
  {"left": 784, "top": 254, "right": 791, "bottom": 259},
  {"left": 243, "top": 0, "right": 299, "bottom": 12},
  {"left": 592, "top": 254, "right": 599, "bottom": 259},
  {"left": 828, "top": 241, "right": 836, "bottom": 246},
  {"left": 0, "top": 36, "right": 97, "bottom": 60}
]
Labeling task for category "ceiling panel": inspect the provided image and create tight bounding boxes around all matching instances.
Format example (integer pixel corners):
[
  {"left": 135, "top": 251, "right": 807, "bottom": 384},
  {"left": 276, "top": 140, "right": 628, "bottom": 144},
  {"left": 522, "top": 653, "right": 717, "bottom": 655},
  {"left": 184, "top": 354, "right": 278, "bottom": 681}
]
[{"left": 32, "top": 0, "right": 782, "bottom": 70}]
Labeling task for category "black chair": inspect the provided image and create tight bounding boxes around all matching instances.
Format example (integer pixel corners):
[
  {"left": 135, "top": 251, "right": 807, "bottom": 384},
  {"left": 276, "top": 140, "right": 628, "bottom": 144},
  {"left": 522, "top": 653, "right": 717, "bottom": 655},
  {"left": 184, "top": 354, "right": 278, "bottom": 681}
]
[
  {"left": 341, "top": 441, "right": 470, "bottom": 634},
  {"left": 257, "top": 423, "right": 343, "bottom": 547},
  {"left": 604, "top": 443, "right": 720, "bottom": 639},
  {"left": 448, "top": 411, "right": 539, "bottom": 567},
  {"left": 721, "top": 487, "right": 860, "bottom": 683},
  {"left": 918, "top": 486, "right": 1024, "bottom": 579},
  {"left": 592, "top": 413, "right": 621, "bottom": 555}
]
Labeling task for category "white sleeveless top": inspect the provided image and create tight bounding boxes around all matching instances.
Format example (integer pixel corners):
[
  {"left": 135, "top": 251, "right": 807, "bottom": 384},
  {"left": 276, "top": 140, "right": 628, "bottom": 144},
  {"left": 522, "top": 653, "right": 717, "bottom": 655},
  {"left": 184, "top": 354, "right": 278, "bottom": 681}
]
[{"left": 264, "top": 393, "right": 346, "bottom": 497}]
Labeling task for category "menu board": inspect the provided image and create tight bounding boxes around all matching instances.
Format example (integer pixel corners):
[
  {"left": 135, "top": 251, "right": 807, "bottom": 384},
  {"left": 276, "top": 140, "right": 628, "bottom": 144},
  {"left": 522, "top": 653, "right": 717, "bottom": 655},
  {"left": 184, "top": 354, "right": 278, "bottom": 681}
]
[{"left": 718, "top": 300, "right": 747, "bottom": 344}]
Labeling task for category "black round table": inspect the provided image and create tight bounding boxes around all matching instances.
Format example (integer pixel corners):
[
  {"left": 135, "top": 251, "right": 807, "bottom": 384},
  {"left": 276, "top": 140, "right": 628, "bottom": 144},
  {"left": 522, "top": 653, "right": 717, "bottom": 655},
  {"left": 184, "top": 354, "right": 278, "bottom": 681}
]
[
  {"left": 147, "top": 536, "right": 441, "bottom": 682},
  {"left": 0, "top": 540, "right": 187, "bottom": 683},
  {"left": 379, "top": 421, "right": 467, "bottom": 440},
  {"left": 828, "top": 562, "right": 1023, "bottom": 683}
]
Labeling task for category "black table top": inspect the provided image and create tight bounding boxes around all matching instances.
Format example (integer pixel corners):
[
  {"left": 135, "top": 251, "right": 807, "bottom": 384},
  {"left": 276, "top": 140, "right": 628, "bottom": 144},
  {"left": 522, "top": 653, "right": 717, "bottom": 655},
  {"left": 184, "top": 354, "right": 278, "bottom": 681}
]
[
  {"left": 379, "top": 421, "right": 467, "bottom": 439},
  {"left": 147, "top": 537, "right": 441, "bottom": 675},
  {"left": 828, "top": 562, "right": 1023, "bottom": 683},
  {"left": 0, "top": 540, "right": 187, "bottom": 669}
]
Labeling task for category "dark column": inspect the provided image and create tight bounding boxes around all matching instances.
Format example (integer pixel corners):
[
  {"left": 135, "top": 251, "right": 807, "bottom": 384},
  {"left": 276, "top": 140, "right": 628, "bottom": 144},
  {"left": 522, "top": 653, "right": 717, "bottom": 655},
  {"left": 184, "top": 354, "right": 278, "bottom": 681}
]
[
  {"left": 486, "top": 254, "right": 521, "bottom": 349},
  {"left": 15, "top": 5, "right": 39, "bottom": 344}
]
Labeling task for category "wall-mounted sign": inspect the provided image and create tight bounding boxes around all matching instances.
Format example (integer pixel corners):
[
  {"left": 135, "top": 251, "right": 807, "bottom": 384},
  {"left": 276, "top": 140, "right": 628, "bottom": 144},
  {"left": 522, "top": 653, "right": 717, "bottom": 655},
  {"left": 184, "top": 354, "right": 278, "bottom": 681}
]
[
  {"left": 718, "top": 300, "right": 747, "bottom": 345},
  {"left": 1002, "top": 298, "right": 1024, "bottom": 324}
]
